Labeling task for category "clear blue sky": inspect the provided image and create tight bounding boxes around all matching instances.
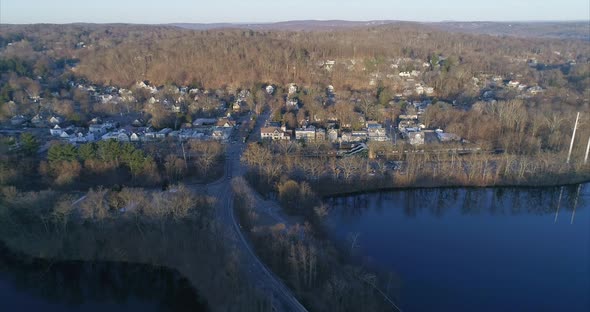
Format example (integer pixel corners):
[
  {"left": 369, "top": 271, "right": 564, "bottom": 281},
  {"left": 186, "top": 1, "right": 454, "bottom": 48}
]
[{"left": 1, "top": 0, "right": 589, "bottom": 24}]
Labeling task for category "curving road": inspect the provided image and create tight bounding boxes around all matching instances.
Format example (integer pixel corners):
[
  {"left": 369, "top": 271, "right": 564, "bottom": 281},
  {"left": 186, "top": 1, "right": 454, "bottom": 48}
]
[{"left": 204, "top": 111, "right": 308, "bottom": 312}]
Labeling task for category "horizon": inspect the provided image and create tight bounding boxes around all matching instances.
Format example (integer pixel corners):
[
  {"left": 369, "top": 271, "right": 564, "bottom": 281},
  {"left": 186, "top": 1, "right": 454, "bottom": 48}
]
[
  {"left": 1, "top": 19, "right": 588, "bottom": 26},
  {"left": 1, "top": 0, "right": 589, "bottom": 24}
]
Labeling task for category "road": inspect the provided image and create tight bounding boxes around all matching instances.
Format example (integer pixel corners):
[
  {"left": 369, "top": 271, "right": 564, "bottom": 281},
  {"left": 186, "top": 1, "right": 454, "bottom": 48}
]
[{"left": 204, "top": 111, "right": 308, "bottom": 312}]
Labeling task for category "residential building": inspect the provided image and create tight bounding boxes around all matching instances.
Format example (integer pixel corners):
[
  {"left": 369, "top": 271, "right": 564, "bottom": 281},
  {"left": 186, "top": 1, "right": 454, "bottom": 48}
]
[
  {"left": 261, "top": 127, "right": 290, "bottom": 141},
  {"left": 408, "top": 131, "right": 424, "bottom": 145},
  {"left": 10, "top": 115, "right": 26, "bottom": 126},
  {"left": 266, "top": 85, "right": 275, "bottom": 95},
  {"left": 328, "top": 129, "right": 339, "bottom": 143},
  {"left": 216, "top": 118, "right": 236, "bottom": 128},
  {"left": 315, "top": 128, "right": 326, "bottom": 141},
  {"left": 295, "top": 126, "right": 317, "bottom": 141}
]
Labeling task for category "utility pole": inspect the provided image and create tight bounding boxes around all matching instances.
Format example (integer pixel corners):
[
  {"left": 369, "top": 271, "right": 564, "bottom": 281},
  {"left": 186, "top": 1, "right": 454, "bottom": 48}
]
[
  {"left": 585, "top": 135, "right": 590, "bottom": 165},
  {"left": 566, "top": 112, "right": 580, "bottom": 164}
]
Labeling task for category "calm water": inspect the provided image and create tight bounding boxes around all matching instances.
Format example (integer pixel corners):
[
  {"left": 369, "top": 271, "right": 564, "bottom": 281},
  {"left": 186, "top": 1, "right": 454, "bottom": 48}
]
[
  {"left": 326, "top": 184, "right": 590, "bottom": 312},
  {"left": 0, "top": 244, "right": 207, "bottom": 312}
]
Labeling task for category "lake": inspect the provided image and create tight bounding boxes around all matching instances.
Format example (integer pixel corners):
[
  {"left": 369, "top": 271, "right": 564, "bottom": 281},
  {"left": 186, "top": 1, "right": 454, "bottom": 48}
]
[
  {"left": 0, "top": 243, "right": 208, "bottom": 312},
  {"left": 325, "top": 184, "right": 590, "bottom": 312}
]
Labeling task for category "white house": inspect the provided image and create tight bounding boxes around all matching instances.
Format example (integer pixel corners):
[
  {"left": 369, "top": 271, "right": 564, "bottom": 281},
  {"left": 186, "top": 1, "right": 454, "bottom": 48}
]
[
  {"left": 50, "top": 125, "right": 64, "bottom": 136},
  {"left": 507, "top": 80, "right": 520, "bottom": 88},
  {"left": 212, "top": 127, "right": 232, "bottom": 141},
  {"left": 130, "top": 132, "right": 141, "bottom": 142},
  {"left": 415, "top": 85, "right": 425, "bottom": 94},
  {"left": 328, "top": 129, "right": 339, "bottom": 143},
  {"left": 261, "top": 127, "right": 290, "bottom": 141},
  {"left": 408, "top": 131, "right": 424, "bottom": 145},
  {"left": 49, "top": 116, "right": 63, "bottom": 125}
]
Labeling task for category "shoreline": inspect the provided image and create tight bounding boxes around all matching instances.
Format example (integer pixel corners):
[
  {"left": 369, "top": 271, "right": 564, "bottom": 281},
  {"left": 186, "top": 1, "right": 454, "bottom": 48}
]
[{"left": 316, "top": 176, "right": 590, "bottom": 198}]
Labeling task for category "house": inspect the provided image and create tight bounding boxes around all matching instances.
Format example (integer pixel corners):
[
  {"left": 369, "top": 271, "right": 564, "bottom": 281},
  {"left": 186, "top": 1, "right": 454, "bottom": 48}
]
[
  {"left": 408, "top": 131, "right": 424, "bottom": 145},
  {"left": 49, "top": 116, "right": 64, "bottom": 125},
  {"left": 69, "top": 132, "right": 96, "bottom": 144},
  {"left": 136, "top": 81, "right": 158, "bottom": 94},
  {"left": 288, "top": 84, "right": 298, "bottom": 95},
  {"left": 315, "top": 128, "right": 326, "bottom": 141},
  {"left": 179, "top": 130, "right": 205, "bottom": 141},
  {"left": 436, "top": 131, "right": 460, "bottom": 142},
  {"left": 367, "top": 122, "right": 388, "bottom": 141},
  {"left": 233, "top": 100, "right": 244, "bottom": 112},
  {"left": 528, "top": 86, "right": 544, "bottom": 95},
  {"left": 261, "top": 127, "right": 290, "bottom": 141},
  {"left": 156, "top": 128, "right": 173, "bottom": 139},
  {"left": 295, "top": 126, "right": 317, "bottom": 142},
  {"left": 89, "top": 124, "right": 108, "bottom": 135},
  {"left": 50, "top": 124, "right": 64, "bottom": 136},
  {"left": 130, "top": 132, "right": 141, "bottom": 142},
  {"left": 171, "top": 104, "right": 182, "bottom": 113},
  {"left": 328, "top": 129, "right": 338, "bottom": 143},
  {"left": 398, "top": 120, "right": 419, "bottom": 132},
  {"left": 324, "top": 60, "right": 336, "bottom": 71},
  {"left": 415, "top": 85, "right": 425, "bottom": 94},
  {"left": 266, "top": 85, "right": 275, "bottom": 95},
  {"left": 101, "top": 130, "right": 126, "bottom": 142},
  {"left": 31, "top": 114, "right": 46, "bottom": 127},
  {"left": 10, "top": 115, "right": 27, "bottom": 126},
  {"left": 144, "top": 131, "right": 157, "bottom": 141},
  {"left": 216, "top": 118, "right": 236, "bottom": 128},
  {"left": 193, "top": 118, "right": 217, "bottom": 127},
  {"left": 90, "top": 117, "right": 103, "bottom": 124},
  {"left": 100, "top": 94, "right": 114, "bottom": 104},
  {"left": 340, "top": 131, "right": 352, "bottom": 143},
  {"left": 507, "top": 80, "right": 520, "bottom": 88},
  {"left": 132, "top": 119, "right": 145, "bottom": 127},
  {"left": 212, "top": 127, "right": 232, "bottom": 141},
  {"left": 399, "top": 115, "right": 419, "bottom": 120},
  {"left": 351, "top": 130, "right": 368, "bottom": 142},
  {"left": 117, "top": 132, "right": 130, "bottom": 142}
]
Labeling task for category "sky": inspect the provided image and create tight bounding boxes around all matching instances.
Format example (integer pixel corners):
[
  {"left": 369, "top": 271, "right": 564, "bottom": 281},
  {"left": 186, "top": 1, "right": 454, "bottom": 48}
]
[{"left": 1, "top": 0, "right": 589, "bottom": 24}]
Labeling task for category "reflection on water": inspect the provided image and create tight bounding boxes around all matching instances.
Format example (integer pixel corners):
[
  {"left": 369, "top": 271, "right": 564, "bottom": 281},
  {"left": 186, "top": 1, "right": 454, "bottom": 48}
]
[
  {"left": 328, "top": 184, "right": 586, "bottom": 219},
  {"left": 326, "top": 184, "right": 590, "bottom": 312},
  {"left": 0, "top": 243, "right": 208, "bottom": 312}
]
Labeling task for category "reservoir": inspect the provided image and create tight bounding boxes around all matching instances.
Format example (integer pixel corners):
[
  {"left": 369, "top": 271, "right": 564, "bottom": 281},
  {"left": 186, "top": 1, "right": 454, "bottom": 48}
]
[{"left": 326, "top": 184, "right": 590, "bottom": 312}]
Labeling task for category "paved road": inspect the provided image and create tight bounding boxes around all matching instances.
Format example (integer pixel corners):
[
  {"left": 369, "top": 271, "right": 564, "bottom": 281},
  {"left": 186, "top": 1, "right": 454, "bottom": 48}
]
[{"left": 204, "top": 111, "right": 308, "bottom": 312}]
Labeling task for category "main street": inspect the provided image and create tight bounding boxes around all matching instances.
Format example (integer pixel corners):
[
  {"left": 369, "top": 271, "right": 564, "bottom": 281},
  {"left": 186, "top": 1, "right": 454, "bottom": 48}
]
[{"left": 204, "top": 111, "right": 308, "bottom": 312}]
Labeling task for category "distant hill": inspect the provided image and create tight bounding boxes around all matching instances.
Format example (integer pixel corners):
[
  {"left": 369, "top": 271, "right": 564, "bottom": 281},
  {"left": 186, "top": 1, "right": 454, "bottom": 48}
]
[
  {"left": 170, "top": 20, "right": 404, "bottom": 31},
  {"left": 171, "top": 20, "right": 589, "bottom": 40},
  {"left": 431, "top": 21, "right": 590, "bottom": 41}
]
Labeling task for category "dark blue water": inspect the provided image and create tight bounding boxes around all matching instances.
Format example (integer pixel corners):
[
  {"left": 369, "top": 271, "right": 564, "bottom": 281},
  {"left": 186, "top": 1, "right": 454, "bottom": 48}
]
[
  {"left": 0, "top": 244, "right": 207, "bottom": 312},
  {"left": 326, "top": 184, "right": 590, "bottom": 312}
]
